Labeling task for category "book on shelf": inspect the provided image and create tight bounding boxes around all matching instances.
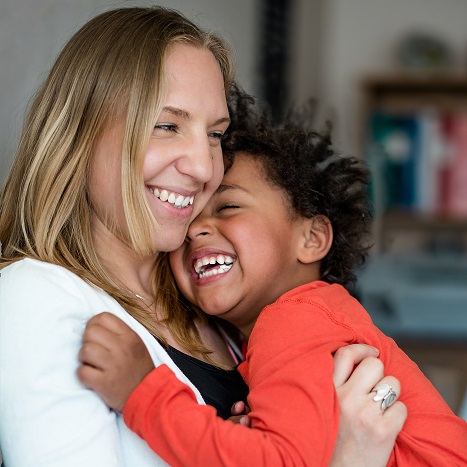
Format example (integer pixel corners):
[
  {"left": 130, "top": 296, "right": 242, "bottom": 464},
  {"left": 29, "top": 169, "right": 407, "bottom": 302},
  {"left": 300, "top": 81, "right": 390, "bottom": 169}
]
[
  {"left": 367, "top": 109, "right": 467, "bottom": 218},
  {"left": 445, "top": 113, "right": 467, "bottom": 217},
  {"left": 369, "top": 112, "right": 418, "bottom": 210}
]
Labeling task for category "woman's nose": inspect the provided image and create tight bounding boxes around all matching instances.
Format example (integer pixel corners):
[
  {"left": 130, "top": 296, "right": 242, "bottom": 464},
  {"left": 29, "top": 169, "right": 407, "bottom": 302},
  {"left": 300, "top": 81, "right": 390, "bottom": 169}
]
[{"left": 177, "top": 133, "right": 213, "bottom": 183}]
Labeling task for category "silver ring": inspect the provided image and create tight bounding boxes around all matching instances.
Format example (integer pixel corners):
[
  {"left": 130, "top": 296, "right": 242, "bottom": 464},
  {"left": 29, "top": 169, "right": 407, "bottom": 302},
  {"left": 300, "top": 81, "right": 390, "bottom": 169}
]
[{"left": 372, "top": 383, "right": 397, "bottom": 411}]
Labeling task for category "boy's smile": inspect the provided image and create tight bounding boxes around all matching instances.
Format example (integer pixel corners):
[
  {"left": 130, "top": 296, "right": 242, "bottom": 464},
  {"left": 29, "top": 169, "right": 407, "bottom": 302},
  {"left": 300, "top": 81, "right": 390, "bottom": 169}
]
[
  {"left": 170, "top": 152, "right": 320, "bottom": 337},
  {"left": 193, "top": 253, "right": 235, "bottom": 278}
]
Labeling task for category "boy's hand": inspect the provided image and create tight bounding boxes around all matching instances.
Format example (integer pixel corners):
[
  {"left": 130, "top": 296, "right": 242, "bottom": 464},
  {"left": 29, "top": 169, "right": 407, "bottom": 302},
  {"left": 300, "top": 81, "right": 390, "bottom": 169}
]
[
  {"left": 77, "top": 312, "right": 155, "bottom": 412},
  {"left": 229, "top": 400, "right": 251, "bottom": 426}
]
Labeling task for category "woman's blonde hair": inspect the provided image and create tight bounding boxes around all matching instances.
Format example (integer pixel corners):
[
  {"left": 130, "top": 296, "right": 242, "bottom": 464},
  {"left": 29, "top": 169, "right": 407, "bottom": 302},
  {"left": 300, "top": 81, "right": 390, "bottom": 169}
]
[{"left": 0, "top": 6, "right": 234, "bottom": 356}]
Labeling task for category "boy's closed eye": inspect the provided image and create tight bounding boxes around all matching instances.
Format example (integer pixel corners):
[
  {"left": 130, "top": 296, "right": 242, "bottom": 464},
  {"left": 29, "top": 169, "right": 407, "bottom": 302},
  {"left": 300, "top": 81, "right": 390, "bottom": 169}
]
[{"left": 217, "top": 203, "right": 240, "bottom": 213}]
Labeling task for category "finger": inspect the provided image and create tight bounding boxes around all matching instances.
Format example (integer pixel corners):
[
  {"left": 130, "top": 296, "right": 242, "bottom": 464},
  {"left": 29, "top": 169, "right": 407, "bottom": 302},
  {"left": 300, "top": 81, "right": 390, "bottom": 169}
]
[
  {"left": 369, "top": 376, "right": 401, "bottom": 412},
  {"left": 228, "top": 415, "right": 251, "bottom": 426},
  {"left": 82, "top": 321, "right": 121, "bottom": 350},
  {"left": 86, "top": 312, "right": 129, "bottom": 335},
  {"left": 231, "top": 401, "right": 246, "bottom": 415},
  {"left": 383, "top": 401, "right": 407, "bottom": 431},
  {"left": 231, "top": 401, "right": 251, "bottom": 416},
  {"left": 333, "top": 345, "right": 379, "bottom": 387},
  {"left": 239, "top": 415, "right": 251, "bottom": 427},
  {"left": 77, "top": 363, "right": 105, "bottom": 389},
  {"left": 78, "top": 341, "right": 112, "bottom": 369},
  {"left": 340, "top": 356, "right": 385, "bottom": 394},
  {"left": 373, "top": 376, "right": 401, "bottom": 399}
]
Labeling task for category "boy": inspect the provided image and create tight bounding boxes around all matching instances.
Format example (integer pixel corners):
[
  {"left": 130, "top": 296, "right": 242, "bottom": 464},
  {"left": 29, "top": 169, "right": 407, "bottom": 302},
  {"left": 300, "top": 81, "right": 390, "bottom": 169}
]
[{"left": 78, "top": 106, "right": 467, "bottom": 466}]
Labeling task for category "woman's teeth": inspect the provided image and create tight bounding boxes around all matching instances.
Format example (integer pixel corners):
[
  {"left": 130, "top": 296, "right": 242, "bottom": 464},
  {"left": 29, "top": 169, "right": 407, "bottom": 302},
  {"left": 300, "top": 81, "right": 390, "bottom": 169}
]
[
  {"left": 194, "top": 254, "right": 235, "bottom": 279},
  {"left": 149, "top": 187, "right": 194, "bottom": 208}
]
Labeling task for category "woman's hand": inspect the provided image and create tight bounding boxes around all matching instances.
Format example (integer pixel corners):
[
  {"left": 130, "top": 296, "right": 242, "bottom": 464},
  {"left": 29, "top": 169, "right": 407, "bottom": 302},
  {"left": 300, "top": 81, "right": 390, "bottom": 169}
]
[
  {"left": 330, "top": 344, "right": 407, "bottom": 467},
  {"left": 77, "top": 312, "right": 155, "bottom": 412}
]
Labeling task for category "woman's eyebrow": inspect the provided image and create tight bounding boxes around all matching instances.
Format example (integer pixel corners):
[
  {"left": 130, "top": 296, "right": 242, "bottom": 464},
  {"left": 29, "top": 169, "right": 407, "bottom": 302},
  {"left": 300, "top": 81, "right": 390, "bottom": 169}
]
[
  {"left": 161, "top": 106, "right": 190, "bottom": 119},
  {"left": 161, "top": 106, "right": 230, "bottom": 126}
]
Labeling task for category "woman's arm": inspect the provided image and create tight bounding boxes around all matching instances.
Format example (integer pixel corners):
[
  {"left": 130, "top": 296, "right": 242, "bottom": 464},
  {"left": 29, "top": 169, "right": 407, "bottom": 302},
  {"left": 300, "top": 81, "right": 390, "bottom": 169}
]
[
  {"left": 0, "top": 261, "right": 124, "bottom": 467},
  {"left": 229, "top": 345, "right": 407, "bottom": 464},
  {"left": 331, "top": 345, "right": 407, "bottom": 467}
]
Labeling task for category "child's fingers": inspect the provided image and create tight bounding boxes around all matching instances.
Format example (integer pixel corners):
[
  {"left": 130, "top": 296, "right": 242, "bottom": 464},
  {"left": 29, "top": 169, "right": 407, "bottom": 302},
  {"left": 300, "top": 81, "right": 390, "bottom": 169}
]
[
  {"left": 227, "top": 414, "right": 252, "bottom": 426},
  {"left": 231, "top": 401, "right": 251, "bottom": 416},
  {"left": 82, "top": 319, "right": 125, "bottom": 352},
  {"left": 86, "top": 312, "right": 131, "bottom": 335},
  {"left": 76, "top": 362, "right": 105, "bottom": 390},
  {"left": 78, "top": 340, "right": 112, "bottom": 370}
]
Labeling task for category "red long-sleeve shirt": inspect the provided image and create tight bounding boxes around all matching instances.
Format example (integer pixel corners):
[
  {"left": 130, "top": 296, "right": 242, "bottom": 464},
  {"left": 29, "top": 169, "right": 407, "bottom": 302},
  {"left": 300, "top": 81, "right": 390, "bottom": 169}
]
[{"left": 124, "top": 281, "right": 467, "bottom": 466}]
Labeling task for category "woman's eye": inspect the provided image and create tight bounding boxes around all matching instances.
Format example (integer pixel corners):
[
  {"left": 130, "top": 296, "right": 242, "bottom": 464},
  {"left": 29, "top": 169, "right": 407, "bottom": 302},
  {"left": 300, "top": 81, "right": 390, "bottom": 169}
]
[
  {"left": 154, "top": 124, "right": 177, "bottom": 133},
  {"left": 209, "top": 131, "right": 224, "bottom": 140},
  {"left": 208, "top": 131, "right": 225, "bottom": 146}
]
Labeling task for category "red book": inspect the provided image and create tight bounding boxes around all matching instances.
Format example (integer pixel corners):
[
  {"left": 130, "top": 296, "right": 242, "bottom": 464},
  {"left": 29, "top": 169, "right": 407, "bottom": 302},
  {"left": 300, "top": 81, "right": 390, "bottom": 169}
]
[{"left": 446, "top": 113, "right": 467, "bottom": 217}]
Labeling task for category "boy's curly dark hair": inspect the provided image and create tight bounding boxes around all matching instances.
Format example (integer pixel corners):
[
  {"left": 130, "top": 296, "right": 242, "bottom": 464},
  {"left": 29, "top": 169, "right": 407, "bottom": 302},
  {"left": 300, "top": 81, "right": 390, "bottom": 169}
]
[{"left": 224, "top": 84, "right": 373, "bottom": 288}]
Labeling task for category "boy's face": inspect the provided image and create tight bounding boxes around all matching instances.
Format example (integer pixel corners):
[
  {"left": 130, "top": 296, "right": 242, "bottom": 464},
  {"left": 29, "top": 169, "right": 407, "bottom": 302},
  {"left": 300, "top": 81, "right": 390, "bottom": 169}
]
[{"left": 169, "top": 152, "right": 314, "bottom": 337}]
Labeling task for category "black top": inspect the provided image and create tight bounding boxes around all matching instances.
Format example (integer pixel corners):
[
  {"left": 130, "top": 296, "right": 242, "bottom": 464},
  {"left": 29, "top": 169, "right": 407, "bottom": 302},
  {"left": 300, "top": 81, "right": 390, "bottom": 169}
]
[{"left": 164, "top": 345, "right": 249, "bottom": 420}]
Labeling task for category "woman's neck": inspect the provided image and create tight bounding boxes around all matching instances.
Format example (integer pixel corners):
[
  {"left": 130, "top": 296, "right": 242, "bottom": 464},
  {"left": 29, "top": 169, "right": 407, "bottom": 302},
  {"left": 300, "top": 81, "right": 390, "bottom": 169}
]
[{"left": 91, "top": 215, "right": 157, "bottom": 301}]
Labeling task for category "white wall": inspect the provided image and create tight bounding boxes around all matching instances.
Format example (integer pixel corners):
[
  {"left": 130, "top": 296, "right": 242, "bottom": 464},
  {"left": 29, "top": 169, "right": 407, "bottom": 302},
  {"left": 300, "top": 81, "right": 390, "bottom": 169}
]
[
  {"left": 0, "top": 0, "right": 259, "bottom": 184},
  {"left": 318, "top": 0, "right": 467, "bottom": 156},
  {"left": 289, "top": 0, "right": 323, "bottom": 105}
]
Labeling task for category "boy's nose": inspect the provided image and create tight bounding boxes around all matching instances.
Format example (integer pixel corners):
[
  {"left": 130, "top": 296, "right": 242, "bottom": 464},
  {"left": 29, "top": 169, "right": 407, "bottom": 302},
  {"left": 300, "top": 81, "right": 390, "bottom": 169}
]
[{"left": 186, "top": 213, "right": 214, "bottom": 241}]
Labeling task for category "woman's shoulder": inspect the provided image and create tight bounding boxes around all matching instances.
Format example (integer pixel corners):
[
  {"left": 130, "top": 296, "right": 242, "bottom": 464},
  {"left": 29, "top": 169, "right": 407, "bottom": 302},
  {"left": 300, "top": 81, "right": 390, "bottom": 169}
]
[
  {"left": 0, "top": 258, "right": 112, "bottom": 323},
  {"left": 2, "top": 257, "right": 80, "bottom": 281},
  {"left": 1, "top": 258, "right": 99, "bottom": 297}
]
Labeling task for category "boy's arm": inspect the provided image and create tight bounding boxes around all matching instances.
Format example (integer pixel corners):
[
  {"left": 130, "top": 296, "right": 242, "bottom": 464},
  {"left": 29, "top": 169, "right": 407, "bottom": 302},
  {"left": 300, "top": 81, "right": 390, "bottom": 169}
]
[
  {"left": 78, "top": 313, "right": 251, "bottom": 423},
  {"left": 79, "top": 310, "right": 334, "bottom": 465},
  {"left": 79, "top": 309, "right": 406, "bottom": 467},
  {"left": 80, "top": 311, "right": 341, "bottom": 466}
]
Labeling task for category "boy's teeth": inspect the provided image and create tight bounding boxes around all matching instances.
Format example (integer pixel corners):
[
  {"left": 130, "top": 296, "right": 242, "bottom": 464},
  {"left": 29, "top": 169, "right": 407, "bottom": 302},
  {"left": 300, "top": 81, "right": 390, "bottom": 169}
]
[
  {"left": 149, "top": 187, "right": 193, "bottom": 209},
  {"left": 194, "top": 254, "right": 235, "bottom": 277},
  {"left": 198, "top": 264, "right": 233, "bottom": 278}
]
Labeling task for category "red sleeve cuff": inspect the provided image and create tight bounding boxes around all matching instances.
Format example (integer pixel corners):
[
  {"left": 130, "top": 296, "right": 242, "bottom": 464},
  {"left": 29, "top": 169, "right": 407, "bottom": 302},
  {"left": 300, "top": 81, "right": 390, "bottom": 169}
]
[{"left": 123, "top": 364, "right": 173, "bottom": 428}]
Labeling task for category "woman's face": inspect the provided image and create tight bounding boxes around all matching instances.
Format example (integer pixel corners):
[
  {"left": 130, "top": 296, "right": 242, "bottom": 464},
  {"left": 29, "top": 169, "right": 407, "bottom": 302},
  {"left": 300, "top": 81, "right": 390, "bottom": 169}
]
[{"left": 89, "top": 43, "right": 230, "bottom": 255}]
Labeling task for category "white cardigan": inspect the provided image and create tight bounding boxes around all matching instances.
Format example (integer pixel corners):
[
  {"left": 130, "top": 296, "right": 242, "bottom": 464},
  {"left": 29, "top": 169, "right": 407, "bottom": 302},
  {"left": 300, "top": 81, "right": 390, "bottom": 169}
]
[{"left": 0, "top": 258, "right": 205, "bottom": 466}]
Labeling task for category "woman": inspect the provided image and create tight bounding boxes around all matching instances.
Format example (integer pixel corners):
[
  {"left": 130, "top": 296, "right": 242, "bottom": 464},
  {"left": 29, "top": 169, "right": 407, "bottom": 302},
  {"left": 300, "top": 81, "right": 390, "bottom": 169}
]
[{"left": 0, "top": 6, "right": 404, "bottom": 467}]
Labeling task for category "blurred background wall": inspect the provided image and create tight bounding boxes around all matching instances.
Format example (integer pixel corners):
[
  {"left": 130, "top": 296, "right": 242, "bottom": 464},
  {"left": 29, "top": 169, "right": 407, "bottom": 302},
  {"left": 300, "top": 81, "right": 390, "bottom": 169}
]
[{"left": 1, "top": 0, "right": 467, "bottom": 416}]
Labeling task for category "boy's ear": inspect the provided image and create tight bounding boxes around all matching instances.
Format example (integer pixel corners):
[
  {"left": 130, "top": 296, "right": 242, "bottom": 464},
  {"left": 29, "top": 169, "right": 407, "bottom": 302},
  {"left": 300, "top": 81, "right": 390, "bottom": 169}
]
[{"left": 297, "top": 215, "right": 333, "bottom": 264}]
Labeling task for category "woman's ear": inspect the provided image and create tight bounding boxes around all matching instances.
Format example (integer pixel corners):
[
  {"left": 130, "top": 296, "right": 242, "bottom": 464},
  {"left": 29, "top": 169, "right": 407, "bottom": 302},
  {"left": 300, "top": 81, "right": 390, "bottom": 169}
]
[{"left": 297, "top": 215, "right": 333, "bottom": 264}]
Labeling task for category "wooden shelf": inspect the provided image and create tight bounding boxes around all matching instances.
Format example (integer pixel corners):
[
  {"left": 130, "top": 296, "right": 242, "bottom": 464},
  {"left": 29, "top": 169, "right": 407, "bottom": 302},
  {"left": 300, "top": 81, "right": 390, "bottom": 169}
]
[
  {"left": 382, "top": 211, "right": 467, "bottom": 232},
  {"left": 361, "top": 73, "right": 467, "bottom": 114},
  {"left": 362, "top": 72, "right": 467, "bottom": 91}
]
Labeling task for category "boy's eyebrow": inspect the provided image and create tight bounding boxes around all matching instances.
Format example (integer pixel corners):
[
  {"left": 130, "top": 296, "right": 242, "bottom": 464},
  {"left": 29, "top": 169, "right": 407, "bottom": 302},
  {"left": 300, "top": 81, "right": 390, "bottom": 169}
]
[
  {"left": 215, "top": 183, "right": 250, "bottom": 195},
  {"left": 161, "top": 106, "right": 231, "bottom": 126}
]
